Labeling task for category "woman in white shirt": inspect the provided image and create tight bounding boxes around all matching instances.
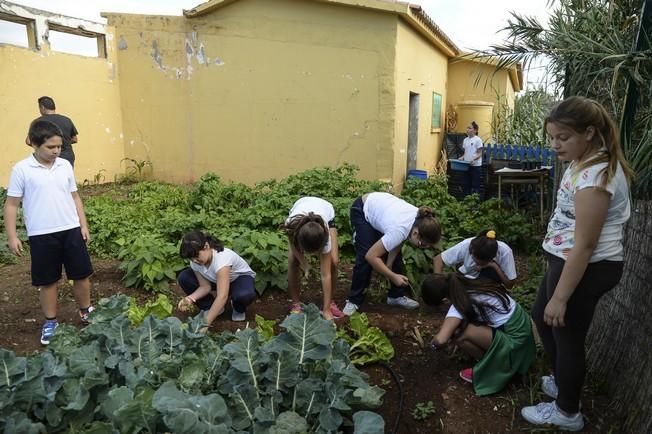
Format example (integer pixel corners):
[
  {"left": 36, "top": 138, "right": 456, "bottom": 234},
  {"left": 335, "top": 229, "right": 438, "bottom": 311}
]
[
  {"left": 177, "top": 231, "right": 256, "bottom": 328},
  {"left": 462, "top": 121, "right": 484, "bottom": 196}
]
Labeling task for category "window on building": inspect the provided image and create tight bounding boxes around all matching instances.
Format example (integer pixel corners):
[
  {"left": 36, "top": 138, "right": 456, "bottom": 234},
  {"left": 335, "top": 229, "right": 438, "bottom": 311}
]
[
  {"left": 431, "top": 92, "right": 443, "bottom": 131},
  {"left": 47, "top": 22, "right": 106, "bottom": 58},
  {"left": 0, "top": 13, "right": 36, "bottom": 48}
]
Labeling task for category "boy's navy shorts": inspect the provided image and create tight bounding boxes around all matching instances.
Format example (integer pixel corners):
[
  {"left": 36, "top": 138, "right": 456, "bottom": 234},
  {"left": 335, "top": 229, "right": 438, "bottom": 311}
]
[{"left": 29, "top": 227, "right": 94, "bottom": 286}]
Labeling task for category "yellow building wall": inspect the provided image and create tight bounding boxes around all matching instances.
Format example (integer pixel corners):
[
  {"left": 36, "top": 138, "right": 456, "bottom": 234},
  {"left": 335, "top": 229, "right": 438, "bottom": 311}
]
[
  {"left": 107, "top": 0, "right": 397, "bottom": 185},
  {"left": 447, "top": 59, "right": 516, "bottom": 141},
  {"left": 393, "top": 19, "right": 449, "bottom": 188},
  {"left": 0, "top": 28, "right": 124, "bottom": 187}
]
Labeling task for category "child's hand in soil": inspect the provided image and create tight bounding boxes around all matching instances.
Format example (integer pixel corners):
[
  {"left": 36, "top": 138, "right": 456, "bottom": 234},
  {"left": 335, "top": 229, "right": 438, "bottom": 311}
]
[{"left": 178, "top": 297, "right": 196, "bottom": 313}]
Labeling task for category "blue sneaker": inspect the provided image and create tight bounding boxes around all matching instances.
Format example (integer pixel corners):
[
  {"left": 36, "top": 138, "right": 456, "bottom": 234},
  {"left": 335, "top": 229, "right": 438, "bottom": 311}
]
[{"left": 40, "top": 320, "right": 58, "bottom": 345}]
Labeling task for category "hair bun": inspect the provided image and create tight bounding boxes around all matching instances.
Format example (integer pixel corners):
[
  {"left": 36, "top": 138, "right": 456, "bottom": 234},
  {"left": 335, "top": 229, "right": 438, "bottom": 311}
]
[{"left": 486, "top": 230, "right": 496, "bottom": 239}]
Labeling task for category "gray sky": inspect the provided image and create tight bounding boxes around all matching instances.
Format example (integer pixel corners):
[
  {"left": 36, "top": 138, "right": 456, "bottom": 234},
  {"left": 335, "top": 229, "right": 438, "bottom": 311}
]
[{"left": 1, "top": 0, "right": 552, "bottom": 87}]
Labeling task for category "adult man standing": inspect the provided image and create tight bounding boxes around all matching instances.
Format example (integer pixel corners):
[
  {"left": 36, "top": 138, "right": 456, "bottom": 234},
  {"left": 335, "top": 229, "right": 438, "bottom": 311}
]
[{"left": 33, "top": 96, "right": 79, "bottom": 167}]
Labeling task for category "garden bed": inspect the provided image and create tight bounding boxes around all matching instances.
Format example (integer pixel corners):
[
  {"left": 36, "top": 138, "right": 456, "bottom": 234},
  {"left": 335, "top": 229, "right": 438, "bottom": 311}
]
[{"left": 0, "top": 255, "right": 621, "bottom": 433}]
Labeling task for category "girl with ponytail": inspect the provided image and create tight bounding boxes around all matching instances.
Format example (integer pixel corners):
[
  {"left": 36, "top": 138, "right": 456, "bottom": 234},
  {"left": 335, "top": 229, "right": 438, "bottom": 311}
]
[
  {"left": 434, "top": 229, "right": 517, "bottom": 289},
  {"left": 343, "top": 192, "right": 441, "bottom": 316},
  {"left": 521, "top": 96, "right": 632, "bottom": 431},
  {"left": 177, "top": 231, "right": 256, "bottom": 329},
  {"left": 283, "top": 197, "right": 342, "bottom": 320},
  {"left": 421, "top": 273, "right": 535, "bottom": 395}
]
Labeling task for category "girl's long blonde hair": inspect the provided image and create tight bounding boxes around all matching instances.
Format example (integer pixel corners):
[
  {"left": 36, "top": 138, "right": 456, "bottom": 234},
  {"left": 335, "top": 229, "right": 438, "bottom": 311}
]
[{"left": 545, "top": 96, "right": 634, "bottom": 188}]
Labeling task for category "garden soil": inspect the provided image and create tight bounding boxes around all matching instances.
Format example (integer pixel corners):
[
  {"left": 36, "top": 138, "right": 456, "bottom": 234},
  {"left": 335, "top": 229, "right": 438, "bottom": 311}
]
[{"left": 0, "top": 256, "right": 622, "bottom": 433}]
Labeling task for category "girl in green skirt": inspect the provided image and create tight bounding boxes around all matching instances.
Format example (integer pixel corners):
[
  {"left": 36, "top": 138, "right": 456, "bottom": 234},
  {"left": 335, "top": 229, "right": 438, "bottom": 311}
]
[{"left": 422, "top": 273, "right": 535, "bottom": 395}]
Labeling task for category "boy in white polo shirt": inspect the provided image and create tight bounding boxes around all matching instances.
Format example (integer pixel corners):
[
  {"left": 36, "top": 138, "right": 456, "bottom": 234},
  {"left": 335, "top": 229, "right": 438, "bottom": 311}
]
[{"left": 4, "top": 120, "right": 94, "bottom": 345}]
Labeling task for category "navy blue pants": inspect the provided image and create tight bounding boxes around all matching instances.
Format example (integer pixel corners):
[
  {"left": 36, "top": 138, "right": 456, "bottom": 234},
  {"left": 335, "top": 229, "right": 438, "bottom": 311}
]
[
  {"left": 348, "top": 197, "right": 405, "bottom": 306},
  {"left": 177, "top": 268, "right": 256, "bottom": 313},
  {"left": 464, "top": 165, "right": 481, "bottom": 196}
]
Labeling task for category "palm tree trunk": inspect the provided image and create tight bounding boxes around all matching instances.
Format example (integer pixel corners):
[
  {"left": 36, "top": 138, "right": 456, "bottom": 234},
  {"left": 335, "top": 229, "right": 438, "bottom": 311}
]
[{"left": 586, "top": 199, "right": 652, "bottom": 433}]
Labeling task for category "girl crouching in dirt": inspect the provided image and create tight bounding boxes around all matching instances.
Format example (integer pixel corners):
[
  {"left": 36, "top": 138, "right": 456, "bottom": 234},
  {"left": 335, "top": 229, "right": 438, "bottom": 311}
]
[
  {"left": 283, "top": 196, "right": 343, "bottom": 320},
  {"left": 177, "top": 231, "right": 256, "bottom": 329},
  {"left": 422, "top": 273, "right": 536, "bottom": 395}
]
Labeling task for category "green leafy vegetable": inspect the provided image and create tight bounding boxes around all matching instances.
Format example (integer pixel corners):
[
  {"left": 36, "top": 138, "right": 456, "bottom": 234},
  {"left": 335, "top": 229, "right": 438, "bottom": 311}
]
[
  {"left": 338, "top": 313, "right": 395, "bottom": 365},
  {"left": 0, "top": 297, "right": 384, "bottom": 433},
  {"left": 127, "top": 294, "right": 174, "bottom": 326}
]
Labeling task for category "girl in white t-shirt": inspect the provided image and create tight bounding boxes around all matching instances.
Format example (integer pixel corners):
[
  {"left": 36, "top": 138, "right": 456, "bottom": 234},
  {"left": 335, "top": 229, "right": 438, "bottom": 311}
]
[
  {"left": 422, "top": 273, "right": 535, "bottom": 396},
  {"left": 343, "top": 192, "right": 442, "bottom": 316},
  {"left": 462, "top": 121, "right": 483, "bottom": 196},
  {"left": 283, "top": 197, "right": 342, "bottom": 320},
  {"left": 521, "top": 96, "right": 634, "bottom": 432},
  {"left": 434, "top": 230, "right": 517, "bottom": 289},
  {"left": 177, "top": 231, "right": 256, "bottom": 329}
]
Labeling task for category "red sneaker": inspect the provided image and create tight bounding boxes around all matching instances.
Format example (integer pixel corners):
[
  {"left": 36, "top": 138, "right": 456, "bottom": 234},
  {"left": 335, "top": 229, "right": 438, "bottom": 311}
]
[
  {"left": 459, "top": 368, "right": 473, "bottom": 384},
  {"left": 329, "top": 301, "right": 344, "bottom": 318}
]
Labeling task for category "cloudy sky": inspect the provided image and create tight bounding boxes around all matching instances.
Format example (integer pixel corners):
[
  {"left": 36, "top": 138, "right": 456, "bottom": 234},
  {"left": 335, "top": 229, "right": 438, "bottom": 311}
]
[{"left": 1, "top": 0, "right": 552, "bottom": 87}]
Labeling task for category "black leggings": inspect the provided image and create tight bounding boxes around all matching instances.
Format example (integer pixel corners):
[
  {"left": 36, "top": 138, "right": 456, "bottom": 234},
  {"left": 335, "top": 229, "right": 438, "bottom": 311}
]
[{"left": 531, "top": 253, "right": 623, "bottom": 413}]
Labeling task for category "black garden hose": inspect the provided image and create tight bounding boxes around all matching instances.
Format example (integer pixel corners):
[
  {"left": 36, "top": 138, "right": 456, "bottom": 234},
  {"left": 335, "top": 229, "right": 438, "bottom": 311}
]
[{"left": 377, "top": 361, "right": 404, "bottom": 434}]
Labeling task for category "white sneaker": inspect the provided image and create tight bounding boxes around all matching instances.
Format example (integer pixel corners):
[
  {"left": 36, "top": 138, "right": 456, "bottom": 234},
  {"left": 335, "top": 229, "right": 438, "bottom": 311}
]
[
  {"left": 231, "top": 301, "right": 245, "bottom": 322},
  {"left": 541, "top": 375, "right": 558, "bottom": 399},
  {"left": 342, "top": 301, "right": 359, "bottom": 316},
  {"left": 521, "top": 401, "right": 584, "bottom": 431},
  {"left": 387, "top": 296, "right": 419, "bottom": 310}
]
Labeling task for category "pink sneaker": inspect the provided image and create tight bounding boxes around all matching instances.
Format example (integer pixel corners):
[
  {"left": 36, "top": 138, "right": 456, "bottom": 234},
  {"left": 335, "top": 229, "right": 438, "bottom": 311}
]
[
  {"left": 290, "top": 302, "right": 302, "bottom": 314},
  {"left": 329, "top": 301, "right": 344, "bottom": 318},
  {"left": 459, "top": 368, "right": 473, "bottom": 384}
]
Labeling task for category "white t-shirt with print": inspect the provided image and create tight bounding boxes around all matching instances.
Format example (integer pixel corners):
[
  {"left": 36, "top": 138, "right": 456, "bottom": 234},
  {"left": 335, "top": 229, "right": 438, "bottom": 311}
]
[
  {"left": 363, "top": 193, "right": 418, "bottom": 252},
  {"left": 6, "top": 155, "right": 80, "bottom": 236},
  {"left": 440, "top": 237, "right": 517, "bottom": 280},
  {"left": 447, "top": 293, "right": 516, "bottom": 328},
  {"left": 190, "top": 248, "right": 256, "bottom": 283},
  {"left": 463, "top": 136, "right": 484, "bottom": 167},
  {"left": 287, "top": 196, "right": 335, "bottom": 254},
  {"left": 543, "top": 160, "right": 630, "bottom": 261}
]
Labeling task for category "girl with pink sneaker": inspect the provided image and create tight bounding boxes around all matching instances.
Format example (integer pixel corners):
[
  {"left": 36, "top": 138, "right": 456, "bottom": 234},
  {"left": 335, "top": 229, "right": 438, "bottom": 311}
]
[
  {"left": 283, "top": 197, "right": 343, "bottom": 320},
  {"left": 421, "top": 273, "right": 535, "bottom": 396}
]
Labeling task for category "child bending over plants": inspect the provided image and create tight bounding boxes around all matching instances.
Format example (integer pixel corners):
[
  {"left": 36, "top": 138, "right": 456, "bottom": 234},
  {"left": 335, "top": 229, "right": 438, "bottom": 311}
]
[
  {"left": 177, "top": 231, "right": 256, "bottom": 329},
  {"left": 422, "top": 273, "right": 535, "bottom": 396},
  {"left": 344, "top": 192, "right": 442, "bottom": 316},
  {"left": 283, "top": 197, "right": 343, "bottom": 320},
  {"left": 433, "top": 229, "right": 517, "bottom": 289}
]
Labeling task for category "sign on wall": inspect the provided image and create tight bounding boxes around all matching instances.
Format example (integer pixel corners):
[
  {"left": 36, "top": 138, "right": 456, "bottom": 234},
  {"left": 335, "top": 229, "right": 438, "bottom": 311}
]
[{"left": 431, "top": 92, "right": 442, "bottom": 130}]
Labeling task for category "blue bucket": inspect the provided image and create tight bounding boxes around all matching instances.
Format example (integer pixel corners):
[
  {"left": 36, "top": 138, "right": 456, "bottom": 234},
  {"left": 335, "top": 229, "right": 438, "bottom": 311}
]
[
  {"left": 407, "top": 169, "right": 428, "bottom": 180},
  {"left": 450, "top": 159, "right": 470, "bottom": 172}
]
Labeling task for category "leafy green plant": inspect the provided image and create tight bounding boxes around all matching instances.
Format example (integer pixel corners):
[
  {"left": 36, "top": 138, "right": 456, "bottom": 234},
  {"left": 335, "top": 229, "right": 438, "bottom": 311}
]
[
  {"left": 117, "top": 234, "right": 185, "bottom": 292},
  {"left": 0, "top": 296, "right": 385, "bottom": 433},
  {"left": 255, "top": 314, "right": 277, "bottom": 341},
  {"left": 121, "top": 157, "right": 152, "bottom": 181},
  {"left": 402, "top": 244, "right": 438, "bottom": 299},
  {"left": 411, "top": 401, "right": 436, "bottom": 421},
  {"left": 511, "top": 253, "right": 546, "bottom": 311},
  {"left": 232, "top": 230, "right": 289, "bottom": 294},
  {"left": 127, "top": 294, "right": 174, "bottom": 326},
  {"left": 491, "top": 89, "right": 555, "bottom": 147},
  {"left": 337, "top": 312, "right": 394, "bottom": 365}
]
